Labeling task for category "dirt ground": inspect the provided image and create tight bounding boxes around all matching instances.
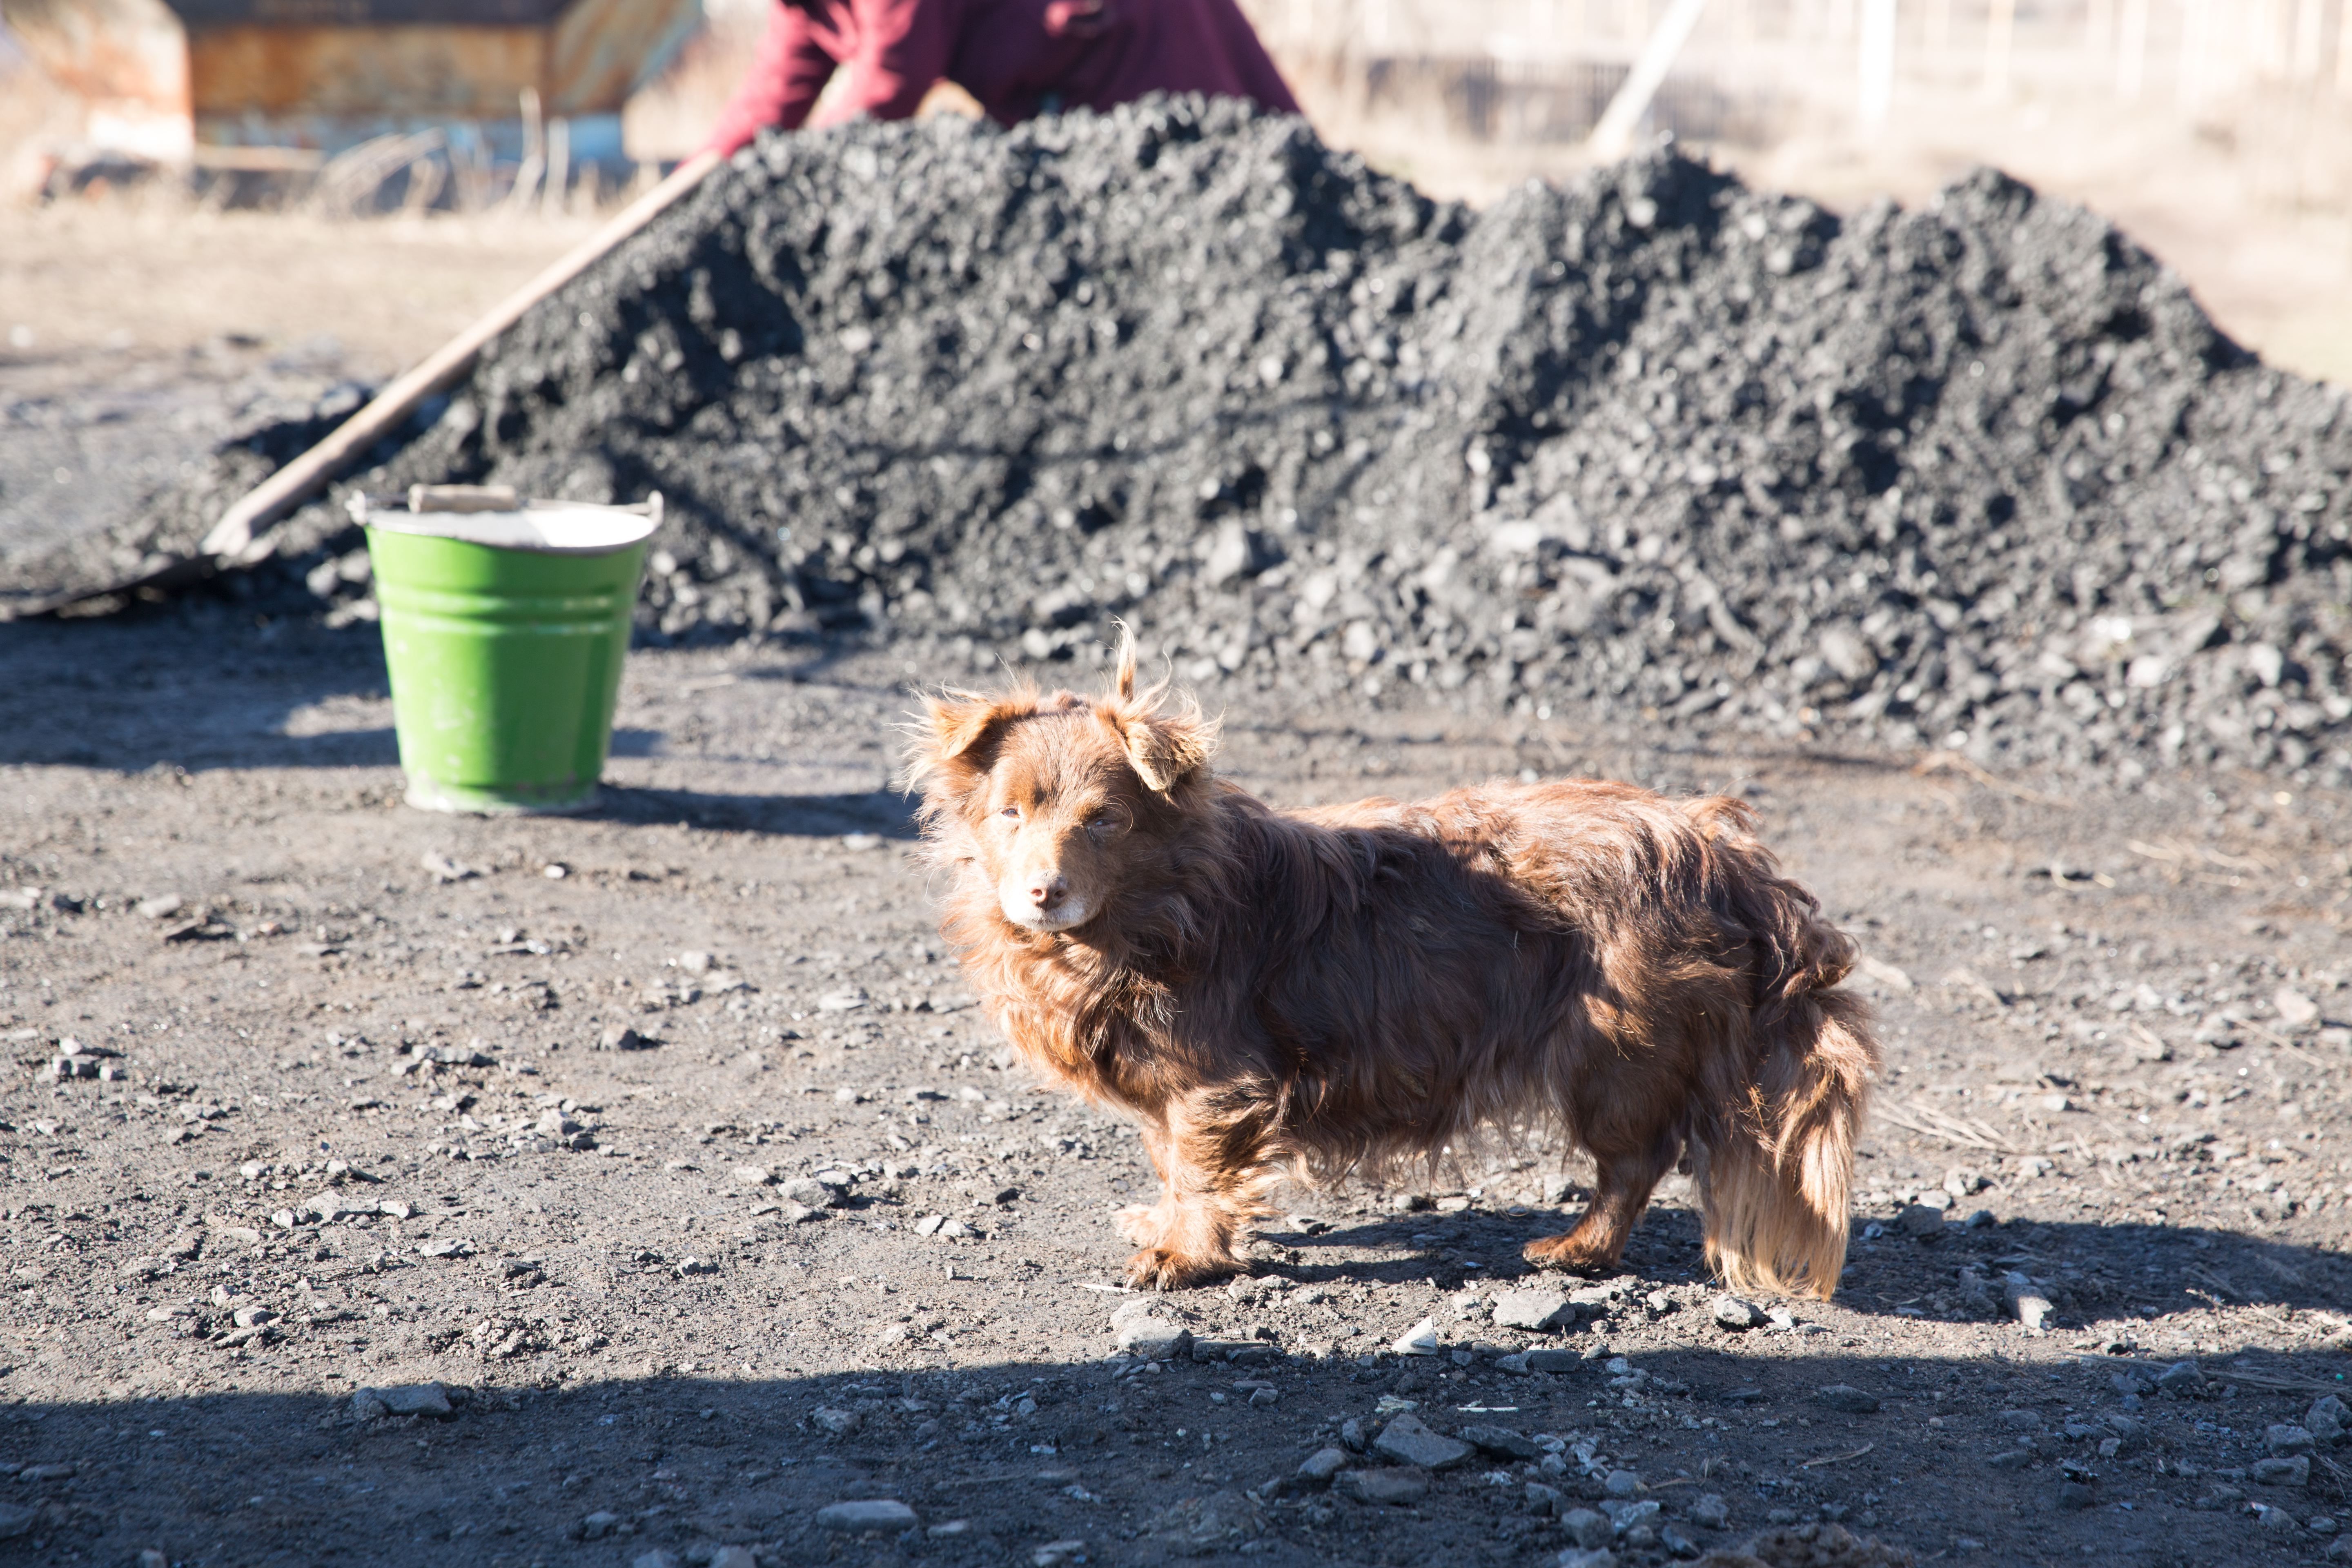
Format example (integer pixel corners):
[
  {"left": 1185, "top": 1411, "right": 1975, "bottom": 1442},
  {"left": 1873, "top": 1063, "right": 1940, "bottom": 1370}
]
[{"left": 2, "top": 604, "right": 2350, "bottom": 1568}]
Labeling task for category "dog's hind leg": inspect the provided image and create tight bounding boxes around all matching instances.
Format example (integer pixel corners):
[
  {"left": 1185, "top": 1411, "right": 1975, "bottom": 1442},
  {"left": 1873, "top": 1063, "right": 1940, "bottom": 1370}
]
[{"left": 1522, "top": 1128, "right": 1678, "bottom": 1275}]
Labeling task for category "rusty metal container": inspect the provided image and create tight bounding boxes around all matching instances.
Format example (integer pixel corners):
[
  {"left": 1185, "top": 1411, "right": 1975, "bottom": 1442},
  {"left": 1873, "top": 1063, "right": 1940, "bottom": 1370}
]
[{"left": 2, "top": 0, "right": 699, "bottom": 162}]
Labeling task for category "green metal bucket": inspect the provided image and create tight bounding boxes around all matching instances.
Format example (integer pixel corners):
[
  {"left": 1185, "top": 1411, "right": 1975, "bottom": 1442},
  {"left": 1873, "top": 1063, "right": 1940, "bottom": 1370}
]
[{"left": 361, "top": 488, "right": 661, "bottom": 815}]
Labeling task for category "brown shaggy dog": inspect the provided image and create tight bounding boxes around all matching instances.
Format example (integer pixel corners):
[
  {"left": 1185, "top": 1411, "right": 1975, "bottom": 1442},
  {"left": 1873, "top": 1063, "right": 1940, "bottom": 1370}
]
[{"left": 906, "top": 642, "right": 1878, "bottom": 1297}]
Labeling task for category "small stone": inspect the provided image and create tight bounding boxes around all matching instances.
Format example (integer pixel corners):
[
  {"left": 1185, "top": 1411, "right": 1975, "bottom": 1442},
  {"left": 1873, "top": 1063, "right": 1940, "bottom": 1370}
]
[
  {"left": 349, "top": 1390, "right": 390, "bottom": 1421},
  {"left": 138, "top": 1552, "right": 166, "bottom": 1568},
  {"left": 1114, "top": 1315, "right": 1193, "bottom": 1361},
  {"left": 1031, "top": 1542, "right": 1087, "bottom": 1568},
  {"left": 1458, "top": 1424, "right": 1539, "bottom": 1460},
  {"left": 578, "top": 1511, "right": 622, "bottom": 1539},
  {"left": 1526, "top": 1481, "right": 1564, "bottom": 1515},
  {"left": 1897, "top": 1203, "right": 1949, "bottom": 1237},
  {"left": 2252, "top": 1456, "right": 2311, "bottom": 1488},
  {"left": 817, "top": 1499, "right": 917, "bottom": 1531},
  {"left": 2276, "top": 989, "right": 2321, "bottom": 1027},
  {"left": 782, "top": 1178, "right": 847, "bottom": 1209},
  {"left": 1373, "top": 1413, "right": 1474, "bottom": 1470},
  {"left": 2269, "top": 1424, "right": 2316, "bottom": 1457},
  {"left": 1525, "top": 1348, "right": 1580, "bottom": 1372},
  {"left": 1342, "top": 1467, "right": 1428, "bottom": 1505},
  {"left": 1339, "top": 1418, "right": 1366, "bottom": 1452},
  {"left": 2054, "top": 1481, "right": 2096, "bottom": 1511},
  {"left": 812, "top": 1408, "right": 861, "bottom": 1436},
  {"left": 1604, "top": 1469, "right": 1642, "bottom": 1498},
  {"left": 1390, "top": 1193, "right": 1431, "bottom": 1212},
  {"left": 1712, "top": 1295, "right": 1768, "bottom": 1330},
  {"left": 632, "top": 1552, "right": 682, "bottom": 1568},
  {"left": 1561, "top": 1508, "right": 1613, "bottom": 1550},
  {"left": 599, "top": 1026, "right": 656, "bottom": 1052},
  {"left": 678, "top": 950, "right": 713, "bottom": 974},
  {"left": 2005, "top": 1274, "right": 2053, "bottom": 1332},
  {"left": 1298, "top": 1447, "right": 1348, "bottom": 1483},
  {"left": 370, "top": 1383, "right": 452, "bottom": 1417},
  {"left": 1659, "top": 1524, "right": 1702, "bottom": 1558},
  {"left": 1814, "top": 1385, "right": 1881, "bottom": 1413},
  {"left": 2308, "top": 1395, "right": 2347, "bottom": 1444},
  {"left": 1390, "top": 1316, "right": 1441, "bottom": 1356},
  {"left": 733, "top": 1165, "right": 775, "bottom": 1187},
  {"left": 0, "top": 1505, "right": 34, "bottom": 1540},
  {"left": 1690, "top": 1492, "right": 1729, "bottom": 1528},
  {"left": 137, "top": 895, "right": 183, "bottom": 919},
  {"left": 1943, "top": 1167, "right": 1989, "bottom": 1197},
  {"left": 1557, "top": 1550, "right": 1617, "bottom": 1568},
  {"left": 1492, "top": 1289, "right": 1576, "bottom": 1332},
  {"left": 2155, "top": 1360, "right": 2206, "bottom": 1396}
]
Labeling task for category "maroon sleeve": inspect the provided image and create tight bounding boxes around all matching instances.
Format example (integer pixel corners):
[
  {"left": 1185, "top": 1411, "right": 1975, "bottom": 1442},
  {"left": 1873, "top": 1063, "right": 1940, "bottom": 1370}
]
[
  {"left": 1198, "top": 0, "right": 1298, "bottom": 114},
  {"left": 811, "top": 0, "right": 953, "bottom": 123},
  {"left": 702, "top": 2, "right": 842, "bottom": 154}
]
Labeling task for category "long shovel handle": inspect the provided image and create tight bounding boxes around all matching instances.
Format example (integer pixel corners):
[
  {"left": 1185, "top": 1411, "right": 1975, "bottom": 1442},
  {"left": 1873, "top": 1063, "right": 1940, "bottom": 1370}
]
[{"left": 201, "top": 148, "right": 725, "bottom": 562}]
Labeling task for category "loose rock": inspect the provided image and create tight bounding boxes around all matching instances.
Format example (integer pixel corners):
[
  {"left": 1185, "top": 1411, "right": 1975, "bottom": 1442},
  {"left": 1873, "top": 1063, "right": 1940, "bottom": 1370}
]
[
  {"left": 1492, "top": 1289, "right": 1577, "bottom": 1332},
  {"left": 816, "top": 1499, "right": 918, "bottom": 1531},
  {"left": 1342, "top": 1468, "right": 1430, "bottom": 1506},
  {"left": 1372, "top": 1413, "right": 1474, "bottom": 1470},
  {"left": 1713, "top": 1296, "right": 1768, "bottom": 1331},
  {"left": 1561, "top": 1507, "right": 1613, "bottom": 1550},
  {"left": 1458, "top": 1424, "right": 1540, "bottom": 1460},
  {"left": 1297, "top": 1447, "right": 1348, "bottom": 1483},
  {"left": 1390, "top": 1317, "right": 1441, "bottom": 1356}
]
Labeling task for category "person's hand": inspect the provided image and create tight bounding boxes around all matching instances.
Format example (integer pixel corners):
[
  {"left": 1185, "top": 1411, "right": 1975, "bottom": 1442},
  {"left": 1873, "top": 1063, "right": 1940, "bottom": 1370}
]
[{"left": 1042, "top": 0, "right": 1118, "bottom": 38}]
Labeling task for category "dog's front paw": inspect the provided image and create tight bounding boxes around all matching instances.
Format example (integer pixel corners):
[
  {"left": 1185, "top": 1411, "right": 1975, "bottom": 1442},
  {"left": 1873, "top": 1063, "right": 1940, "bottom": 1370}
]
[
  {"left": 1123, "top": 1246, "right": 1233, "bottom": 1292},
  {"left": 1116, "top": 1204, "right": 1172, "bottom": 1247},
  {"left": 1521, "top": 1233, "right": 1619, "bottom": 1274}
]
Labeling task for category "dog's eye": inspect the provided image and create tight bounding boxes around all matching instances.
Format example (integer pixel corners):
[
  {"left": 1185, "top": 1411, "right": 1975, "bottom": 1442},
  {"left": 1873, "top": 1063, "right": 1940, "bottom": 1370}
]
[{"left": 997, "top": 805, "right": 1021, "bottom": 821}]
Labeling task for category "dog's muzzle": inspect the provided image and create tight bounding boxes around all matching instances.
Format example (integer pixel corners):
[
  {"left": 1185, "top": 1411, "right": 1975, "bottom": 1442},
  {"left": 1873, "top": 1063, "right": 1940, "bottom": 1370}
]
[{"left": 1001, "top": 871, "right": 1089, "bottom": 933}]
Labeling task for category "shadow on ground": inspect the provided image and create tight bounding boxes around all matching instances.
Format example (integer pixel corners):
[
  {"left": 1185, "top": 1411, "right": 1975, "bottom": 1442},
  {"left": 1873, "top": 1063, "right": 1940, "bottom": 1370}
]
[
  {"left": 1294, "top": 1206, "right": 2352, "bottom": 1323},
  {"left": 9, "top": 1330, "right": 2348, "bottom": 1568},
  {"left": 586, "top": 786, "right": 918, "bottom": 840},
  {"left": 0, "top": 610, "right": 390, "bottom": 773},
  {"left": 0, "top": 614, "right": 920, "bottom": 845}
]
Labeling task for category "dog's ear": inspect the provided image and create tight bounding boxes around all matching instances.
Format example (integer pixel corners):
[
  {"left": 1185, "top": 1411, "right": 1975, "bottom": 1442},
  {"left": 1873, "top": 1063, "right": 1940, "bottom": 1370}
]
[
  {"left": 1113, "top": 623, "right": 1140, "bottom": 702},
  {"left": 912, "top": 692, "right": 1031, "bottom": 784},
  {"left": 1120, "top": 709, "right": 1216, "bottom": 794},
  {"left": 1098, "top": 624, "right": 1216, "bottom": 792}
]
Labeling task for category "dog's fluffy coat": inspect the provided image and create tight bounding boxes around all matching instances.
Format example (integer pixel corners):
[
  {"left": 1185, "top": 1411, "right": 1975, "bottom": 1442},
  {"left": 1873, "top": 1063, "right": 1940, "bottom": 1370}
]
[{"left": 908, "top": 641, "right": 1878, "bottom": 1296}]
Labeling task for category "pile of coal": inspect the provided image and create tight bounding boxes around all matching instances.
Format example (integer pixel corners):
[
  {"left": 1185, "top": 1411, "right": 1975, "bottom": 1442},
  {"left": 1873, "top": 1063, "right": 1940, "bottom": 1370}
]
[{"left": 94, "top": 97, "right": 2352, "bottom": 784}]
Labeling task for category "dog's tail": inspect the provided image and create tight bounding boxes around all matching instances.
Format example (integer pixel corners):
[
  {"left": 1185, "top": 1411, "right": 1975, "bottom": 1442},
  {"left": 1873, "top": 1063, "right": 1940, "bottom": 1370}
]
[{"left": 1686, "top": 810, "right": 1879, "bottom": 1300}]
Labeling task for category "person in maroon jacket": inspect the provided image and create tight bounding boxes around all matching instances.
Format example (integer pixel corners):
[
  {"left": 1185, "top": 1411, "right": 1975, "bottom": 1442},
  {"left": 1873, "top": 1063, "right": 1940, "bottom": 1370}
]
[{"left": 702, "top": 0, "right": 1300, "bottom": 154}]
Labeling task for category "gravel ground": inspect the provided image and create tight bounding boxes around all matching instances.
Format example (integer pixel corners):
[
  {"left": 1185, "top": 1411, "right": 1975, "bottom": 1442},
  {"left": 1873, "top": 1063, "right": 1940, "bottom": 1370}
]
[{"left": 3, "top": 608, "right": 2350, "bottom": 1568}]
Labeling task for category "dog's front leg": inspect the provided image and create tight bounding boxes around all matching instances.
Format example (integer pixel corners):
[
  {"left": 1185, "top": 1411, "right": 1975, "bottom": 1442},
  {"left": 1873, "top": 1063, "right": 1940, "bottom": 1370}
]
[
  {"left": 1120, "top": 1097, "right": 1271, "bottom": 1291},
  {"left": 1115, "top": 1123, "right": 1183, "bottom": 1252}
]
